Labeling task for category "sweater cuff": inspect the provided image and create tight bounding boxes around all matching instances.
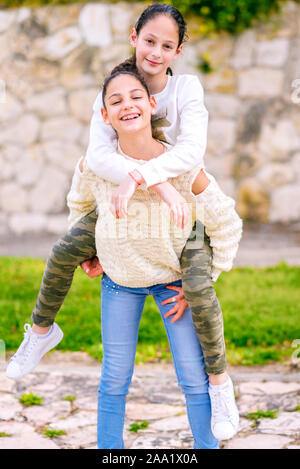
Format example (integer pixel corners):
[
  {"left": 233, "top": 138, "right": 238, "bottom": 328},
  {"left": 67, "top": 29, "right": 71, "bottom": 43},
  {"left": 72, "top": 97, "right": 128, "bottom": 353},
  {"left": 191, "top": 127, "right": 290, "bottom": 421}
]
[
  {"left": 136, "top": 163, "right": 165, "bottom": 188},
  {"left": 211, "top": 268, "right": 222, "bottom": 282}
]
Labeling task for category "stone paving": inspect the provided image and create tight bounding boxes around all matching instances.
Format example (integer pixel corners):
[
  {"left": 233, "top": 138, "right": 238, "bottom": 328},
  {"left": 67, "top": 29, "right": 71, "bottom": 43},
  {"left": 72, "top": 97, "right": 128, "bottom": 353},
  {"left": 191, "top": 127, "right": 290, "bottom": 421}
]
[{"left": 0, "top": 354, "right": 300, "bottom": 450}]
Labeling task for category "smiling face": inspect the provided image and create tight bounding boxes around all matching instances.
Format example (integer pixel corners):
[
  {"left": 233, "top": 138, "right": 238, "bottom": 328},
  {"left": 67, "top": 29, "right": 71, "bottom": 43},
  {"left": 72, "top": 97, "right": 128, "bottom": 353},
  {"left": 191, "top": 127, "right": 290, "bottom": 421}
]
[
  {"left": 101, "top": 73, "right": 156, "bottom": 136},
  {"left": 130, "top": 14, "right": 182, "bottom": 79}
]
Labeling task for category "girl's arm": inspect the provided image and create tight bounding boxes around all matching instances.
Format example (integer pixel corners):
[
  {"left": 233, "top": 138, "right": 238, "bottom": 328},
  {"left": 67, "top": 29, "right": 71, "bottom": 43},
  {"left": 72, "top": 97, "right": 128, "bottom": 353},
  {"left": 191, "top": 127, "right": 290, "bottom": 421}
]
[
  {"left": 137, "top": 75, "right": 208, "bottom": 187},
  {"left": 86, "top": 75, "right": 208, "bottom": 187},
  {"left": 194, "top": 174, "right": 243, "bottom": 282}
]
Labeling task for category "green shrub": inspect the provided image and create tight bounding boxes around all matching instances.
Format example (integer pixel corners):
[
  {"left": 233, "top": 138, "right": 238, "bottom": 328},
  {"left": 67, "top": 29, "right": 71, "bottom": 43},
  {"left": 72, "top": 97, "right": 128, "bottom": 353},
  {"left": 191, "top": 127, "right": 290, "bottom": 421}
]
[{"left": 171, "top": 0, "right": 300, "bottom": 35}]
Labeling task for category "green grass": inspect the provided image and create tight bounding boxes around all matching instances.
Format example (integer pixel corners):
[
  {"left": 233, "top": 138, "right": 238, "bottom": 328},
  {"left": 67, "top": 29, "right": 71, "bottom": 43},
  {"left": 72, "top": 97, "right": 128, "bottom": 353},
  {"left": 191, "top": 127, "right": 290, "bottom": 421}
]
[
  {"left": 62, "top": 395, "right": 77, "bottom": 403},
  {"left": 18, "top": 392, "right": 43, "bottom": 407},
  {"left": 128, "top": 421, "right": 149, "bottom": 433},
  {"left": 246, "top": 409, "right": 279, "bottom": 422},
  {"left": 1, "top": 257, "right": 300, "bottom": 366},
  {"left": 43, "top": 429, "right": 67, "bottom": 438}
]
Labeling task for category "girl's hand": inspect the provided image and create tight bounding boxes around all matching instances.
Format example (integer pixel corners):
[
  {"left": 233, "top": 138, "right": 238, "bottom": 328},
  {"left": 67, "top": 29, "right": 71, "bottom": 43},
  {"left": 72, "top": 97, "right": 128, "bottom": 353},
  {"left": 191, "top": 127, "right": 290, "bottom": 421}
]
[
  {"left": 151, "top": 182, "right": 189, "bottom": 229},
  {"left": 81, "top": 256, "right": 104, "bottom": 278},
  {"left": 110, "top": 170, "right": 144, "bottom": 218},
  {"left": 161, "top": 285, "right": 189, "bottom": 323}
]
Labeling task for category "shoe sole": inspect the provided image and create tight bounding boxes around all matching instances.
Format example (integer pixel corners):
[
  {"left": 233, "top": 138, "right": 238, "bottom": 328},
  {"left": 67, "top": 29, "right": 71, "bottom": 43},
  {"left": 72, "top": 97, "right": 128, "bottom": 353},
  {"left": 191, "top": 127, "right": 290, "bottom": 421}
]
[{"left": 6, "top": 326, "right": 64, "bottom": 379}]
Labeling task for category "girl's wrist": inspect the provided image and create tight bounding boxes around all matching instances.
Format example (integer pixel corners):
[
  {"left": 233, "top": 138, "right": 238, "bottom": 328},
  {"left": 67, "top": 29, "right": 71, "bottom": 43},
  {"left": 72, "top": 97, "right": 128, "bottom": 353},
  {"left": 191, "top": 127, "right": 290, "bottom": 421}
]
[{"left": 128, "top": 170, "right": 145, "bottom": 186}]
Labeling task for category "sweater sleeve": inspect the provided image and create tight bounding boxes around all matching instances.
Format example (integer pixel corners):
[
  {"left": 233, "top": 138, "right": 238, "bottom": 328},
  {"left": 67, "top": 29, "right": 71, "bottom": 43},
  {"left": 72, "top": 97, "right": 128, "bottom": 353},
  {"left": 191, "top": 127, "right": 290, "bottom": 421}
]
[
  {"left": 195, "top": 174, "right": 243, "bottom": 282},
  {"left": 67, "top": 159, "right": 97, "bottom": 229},
  {"left": 137, "top": 75, "right": 208, "bottom": 187},
  {"left": 86, "top": 76, "right": 208, "bottom": 187}
]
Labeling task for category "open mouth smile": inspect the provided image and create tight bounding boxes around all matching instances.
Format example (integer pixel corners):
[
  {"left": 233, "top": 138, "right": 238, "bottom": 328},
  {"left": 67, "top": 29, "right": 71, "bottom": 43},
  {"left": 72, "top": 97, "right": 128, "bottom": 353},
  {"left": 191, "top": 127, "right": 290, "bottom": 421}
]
[{"left": 120, "top": 113, "right": 141, "bottom": 121}]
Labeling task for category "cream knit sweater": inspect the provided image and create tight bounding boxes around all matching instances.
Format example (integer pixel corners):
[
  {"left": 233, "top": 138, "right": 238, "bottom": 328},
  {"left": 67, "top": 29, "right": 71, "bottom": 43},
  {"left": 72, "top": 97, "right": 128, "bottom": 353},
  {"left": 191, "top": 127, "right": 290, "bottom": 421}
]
[{"left": 67, "top": 144, "right": 242, "bottom": 287}]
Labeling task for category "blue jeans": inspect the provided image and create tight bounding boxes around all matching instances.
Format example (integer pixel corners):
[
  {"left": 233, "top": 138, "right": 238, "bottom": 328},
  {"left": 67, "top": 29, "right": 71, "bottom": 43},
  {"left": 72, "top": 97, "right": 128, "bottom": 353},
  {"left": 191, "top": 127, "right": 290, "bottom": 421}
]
[{"left": 97, "top": 273, "right": 219, "bottom": 450}]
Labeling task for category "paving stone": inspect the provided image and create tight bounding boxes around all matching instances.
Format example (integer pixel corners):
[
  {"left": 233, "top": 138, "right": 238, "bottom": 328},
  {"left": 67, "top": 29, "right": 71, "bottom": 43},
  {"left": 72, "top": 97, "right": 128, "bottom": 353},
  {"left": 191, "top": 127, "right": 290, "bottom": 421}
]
[
  {"left": 0, "top": 432, "right": 60, "bottom": 449},
  {"left": 0, "top": 394, "right": 23, "bottom": 420},
  {"left": 238, "top": 381, "right": 300, "bottom": 396},
  {"left": 224, "top": 434, "right": 293, "bottom": 449},
  {"left": 129, "top": 435, "right": 182, "bottom": 450},
  {"left": 1, "top": 358, "right": 300, "bottom": 449},
  {"left": 258, "top": 412, "right": 300, "bottom": 436},
  {"left": 125, "top": 402, "right": 185, "bottom": 421},
  {"left": 22, "top": 401, "right": 70, "bottom": 426},
  {"left": 149, "top": 414, "right": 190, "bottom": 432},
  {"left": 52, "top": 425, "right": 97, "bottom": 449},
  {"left": 49, "top": 410, "right": 97, "bottom": 431},
  {"left": 0, "top": 372, "right": 16, "bottom": 392}
]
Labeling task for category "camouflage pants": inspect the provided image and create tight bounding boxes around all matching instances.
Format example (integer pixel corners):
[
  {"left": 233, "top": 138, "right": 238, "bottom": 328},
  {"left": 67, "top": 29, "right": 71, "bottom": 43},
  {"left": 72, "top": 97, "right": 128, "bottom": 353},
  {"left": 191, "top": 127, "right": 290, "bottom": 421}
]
[
  {"left": 31, "top": 210, "right": 226, "bottom": 375},
  {"left": 31, "top": 210, "right": 97, "bottom": 327},
  {"left": 180, "top": 221, "right": 226, "bottom": 375}
]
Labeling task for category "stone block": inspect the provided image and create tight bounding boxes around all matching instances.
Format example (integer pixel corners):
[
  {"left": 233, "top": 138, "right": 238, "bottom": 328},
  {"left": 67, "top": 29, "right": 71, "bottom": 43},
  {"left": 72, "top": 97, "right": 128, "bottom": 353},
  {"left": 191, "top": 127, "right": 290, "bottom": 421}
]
[
  {"left": 79, "top": 4, "right": 112, "bottom": 47},
  {"left": 0, "top": 182, "right": 28, "bottom": 213},
  {"left": 257, "top": 163, "right": 294, "bottom": 190},
  {"left": 28, "top": 166, "right": 69, "bottom": 214},
  {"left": 254, "top": 39, "right": 289, "bottom": 67},
  {"left": 204, "top": 93, "right": 241, "bottom": 119},
  {"left": 0, "top": 11, "right": 15, "bottom": 33},
  {"left": 270, "top": 185, "right": 300, "bottom": 223},
  {"left": 42, "top": 140, "right": 82, "bottom": 173},
  {"left": 25, "top": 87, "right": 67, "bottom": 118},
  {"left": 0, "top": 114, "right": 40, "bottom": 146},
  {"left": 69, "top": 89, "right": 99, "bottom": 123},
  {"left": 0, "top": 92, "right": 23, "bottom": 123},
  {"left": 110, "top": 4, "right": 135, "bottom": 41},
  {"left": 14, "top": 145, "right": 44, "bottom": 187},
  {"left": 207, "top": 119, "right": 236, "bottom": 155},
  {"left": 230, "top": 30, "right": 256, "bottom": 69},
  {"left": 204, "top": 67, "right": 237, "bottom": 94},
  {"left": 259, "top": 120, "right": 300, "bottom": 160},
  {"left": 8, "top": 213, "right": 47, "bottom": 235},
  {"left": 41, "top": 116, "right": 83, "bottom": 143},
  {"left": 238, "top": 69, "right": 284, "bottom": 97},
  {"left": 38, "top": 26, "right": 82, "bottom": 60},
  {"left": 60, "top": 45, "right": 96, "bottom": 90},
  {"left": 236, "top": 178, "right": 270, "bottom": 222}
]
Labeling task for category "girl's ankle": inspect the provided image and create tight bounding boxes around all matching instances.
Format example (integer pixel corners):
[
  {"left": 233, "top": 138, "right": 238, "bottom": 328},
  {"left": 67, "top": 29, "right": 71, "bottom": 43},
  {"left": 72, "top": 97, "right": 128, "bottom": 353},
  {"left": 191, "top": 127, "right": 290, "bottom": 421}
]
[
  {"left": 32, "top": 324, "right": 51, "bottom": 335},
  {"left": 209, "top": 372, "right": 228, "bottom": 386}
]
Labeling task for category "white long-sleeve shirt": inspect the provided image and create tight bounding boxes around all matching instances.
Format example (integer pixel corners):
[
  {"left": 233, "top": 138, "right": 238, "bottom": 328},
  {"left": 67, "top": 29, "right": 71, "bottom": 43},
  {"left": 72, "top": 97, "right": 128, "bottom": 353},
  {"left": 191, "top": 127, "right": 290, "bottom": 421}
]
[{"left": 86, "top": 74, "right": 208, "bottom": 187}]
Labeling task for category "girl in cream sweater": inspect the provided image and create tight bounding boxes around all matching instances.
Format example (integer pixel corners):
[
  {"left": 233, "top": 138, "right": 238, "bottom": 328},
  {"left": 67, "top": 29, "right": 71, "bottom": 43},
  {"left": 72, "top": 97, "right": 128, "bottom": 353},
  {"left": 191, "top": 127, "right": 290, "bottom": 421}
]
[{"left": 67, "top": 70, "right": 241, "bottom": 448}]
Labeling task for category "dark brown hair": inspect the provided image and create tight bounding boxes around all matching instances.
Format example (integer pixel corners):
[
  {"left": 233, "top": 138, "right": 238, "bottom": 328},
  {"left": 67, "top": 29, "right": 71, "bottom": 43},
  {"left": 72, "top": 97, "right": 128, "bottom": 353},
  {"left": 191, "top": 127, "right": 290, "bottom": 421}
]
[{"left": 102, "top": 69, "right": 150, "bottom": 108}]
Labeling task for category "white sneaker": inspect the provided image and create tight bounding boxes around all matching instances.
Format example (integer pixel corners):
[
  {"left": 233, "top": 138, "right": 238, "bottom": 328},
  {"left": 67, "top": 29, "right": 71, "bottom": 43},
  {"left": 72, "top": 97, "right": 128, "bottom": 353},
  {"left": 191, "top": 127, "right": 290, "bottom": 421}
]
[
  {"left": 6, "top": 323, "right": 63, "bottom": 379},
  {"left": 208, "top": 375, "right": 239, "bottom": 440}
]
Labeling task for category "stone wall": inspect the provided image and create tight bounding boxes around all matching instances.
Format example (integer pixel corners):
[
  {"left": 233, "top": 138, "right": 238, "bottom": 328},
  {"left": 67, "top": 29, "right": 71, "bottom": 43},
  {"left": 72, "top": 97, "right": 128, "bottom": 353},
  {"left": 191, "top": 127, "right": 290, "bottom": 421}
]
[{"left": 0, "top": 1, "right": 300, "bottom": 237}]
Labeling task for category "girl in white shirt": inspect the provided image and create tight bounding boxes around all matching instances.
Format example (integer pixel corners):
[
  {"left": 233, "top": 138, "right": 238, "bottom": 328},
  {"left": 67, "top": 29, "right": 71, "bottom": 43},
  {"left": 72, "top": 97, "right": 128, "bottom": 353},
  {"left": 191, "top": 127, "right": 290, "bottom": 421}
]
[{"left": 6, "top": 3, "right": 242, "bottom": 441}]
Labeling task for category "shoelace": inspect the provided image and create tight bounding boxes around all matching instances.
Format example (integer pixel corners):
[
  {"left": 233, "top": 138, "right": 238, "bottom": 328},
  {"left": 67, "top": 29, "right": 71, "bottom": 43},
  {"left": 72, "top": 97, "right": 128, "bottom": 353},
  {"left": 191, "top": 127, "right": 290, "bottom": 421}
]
[
  {"left": 210, "top": 387, "right": 234, "bottom": 424},
  {"left": 11, "top": 324, "right": 39, "bottom": 365}
]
